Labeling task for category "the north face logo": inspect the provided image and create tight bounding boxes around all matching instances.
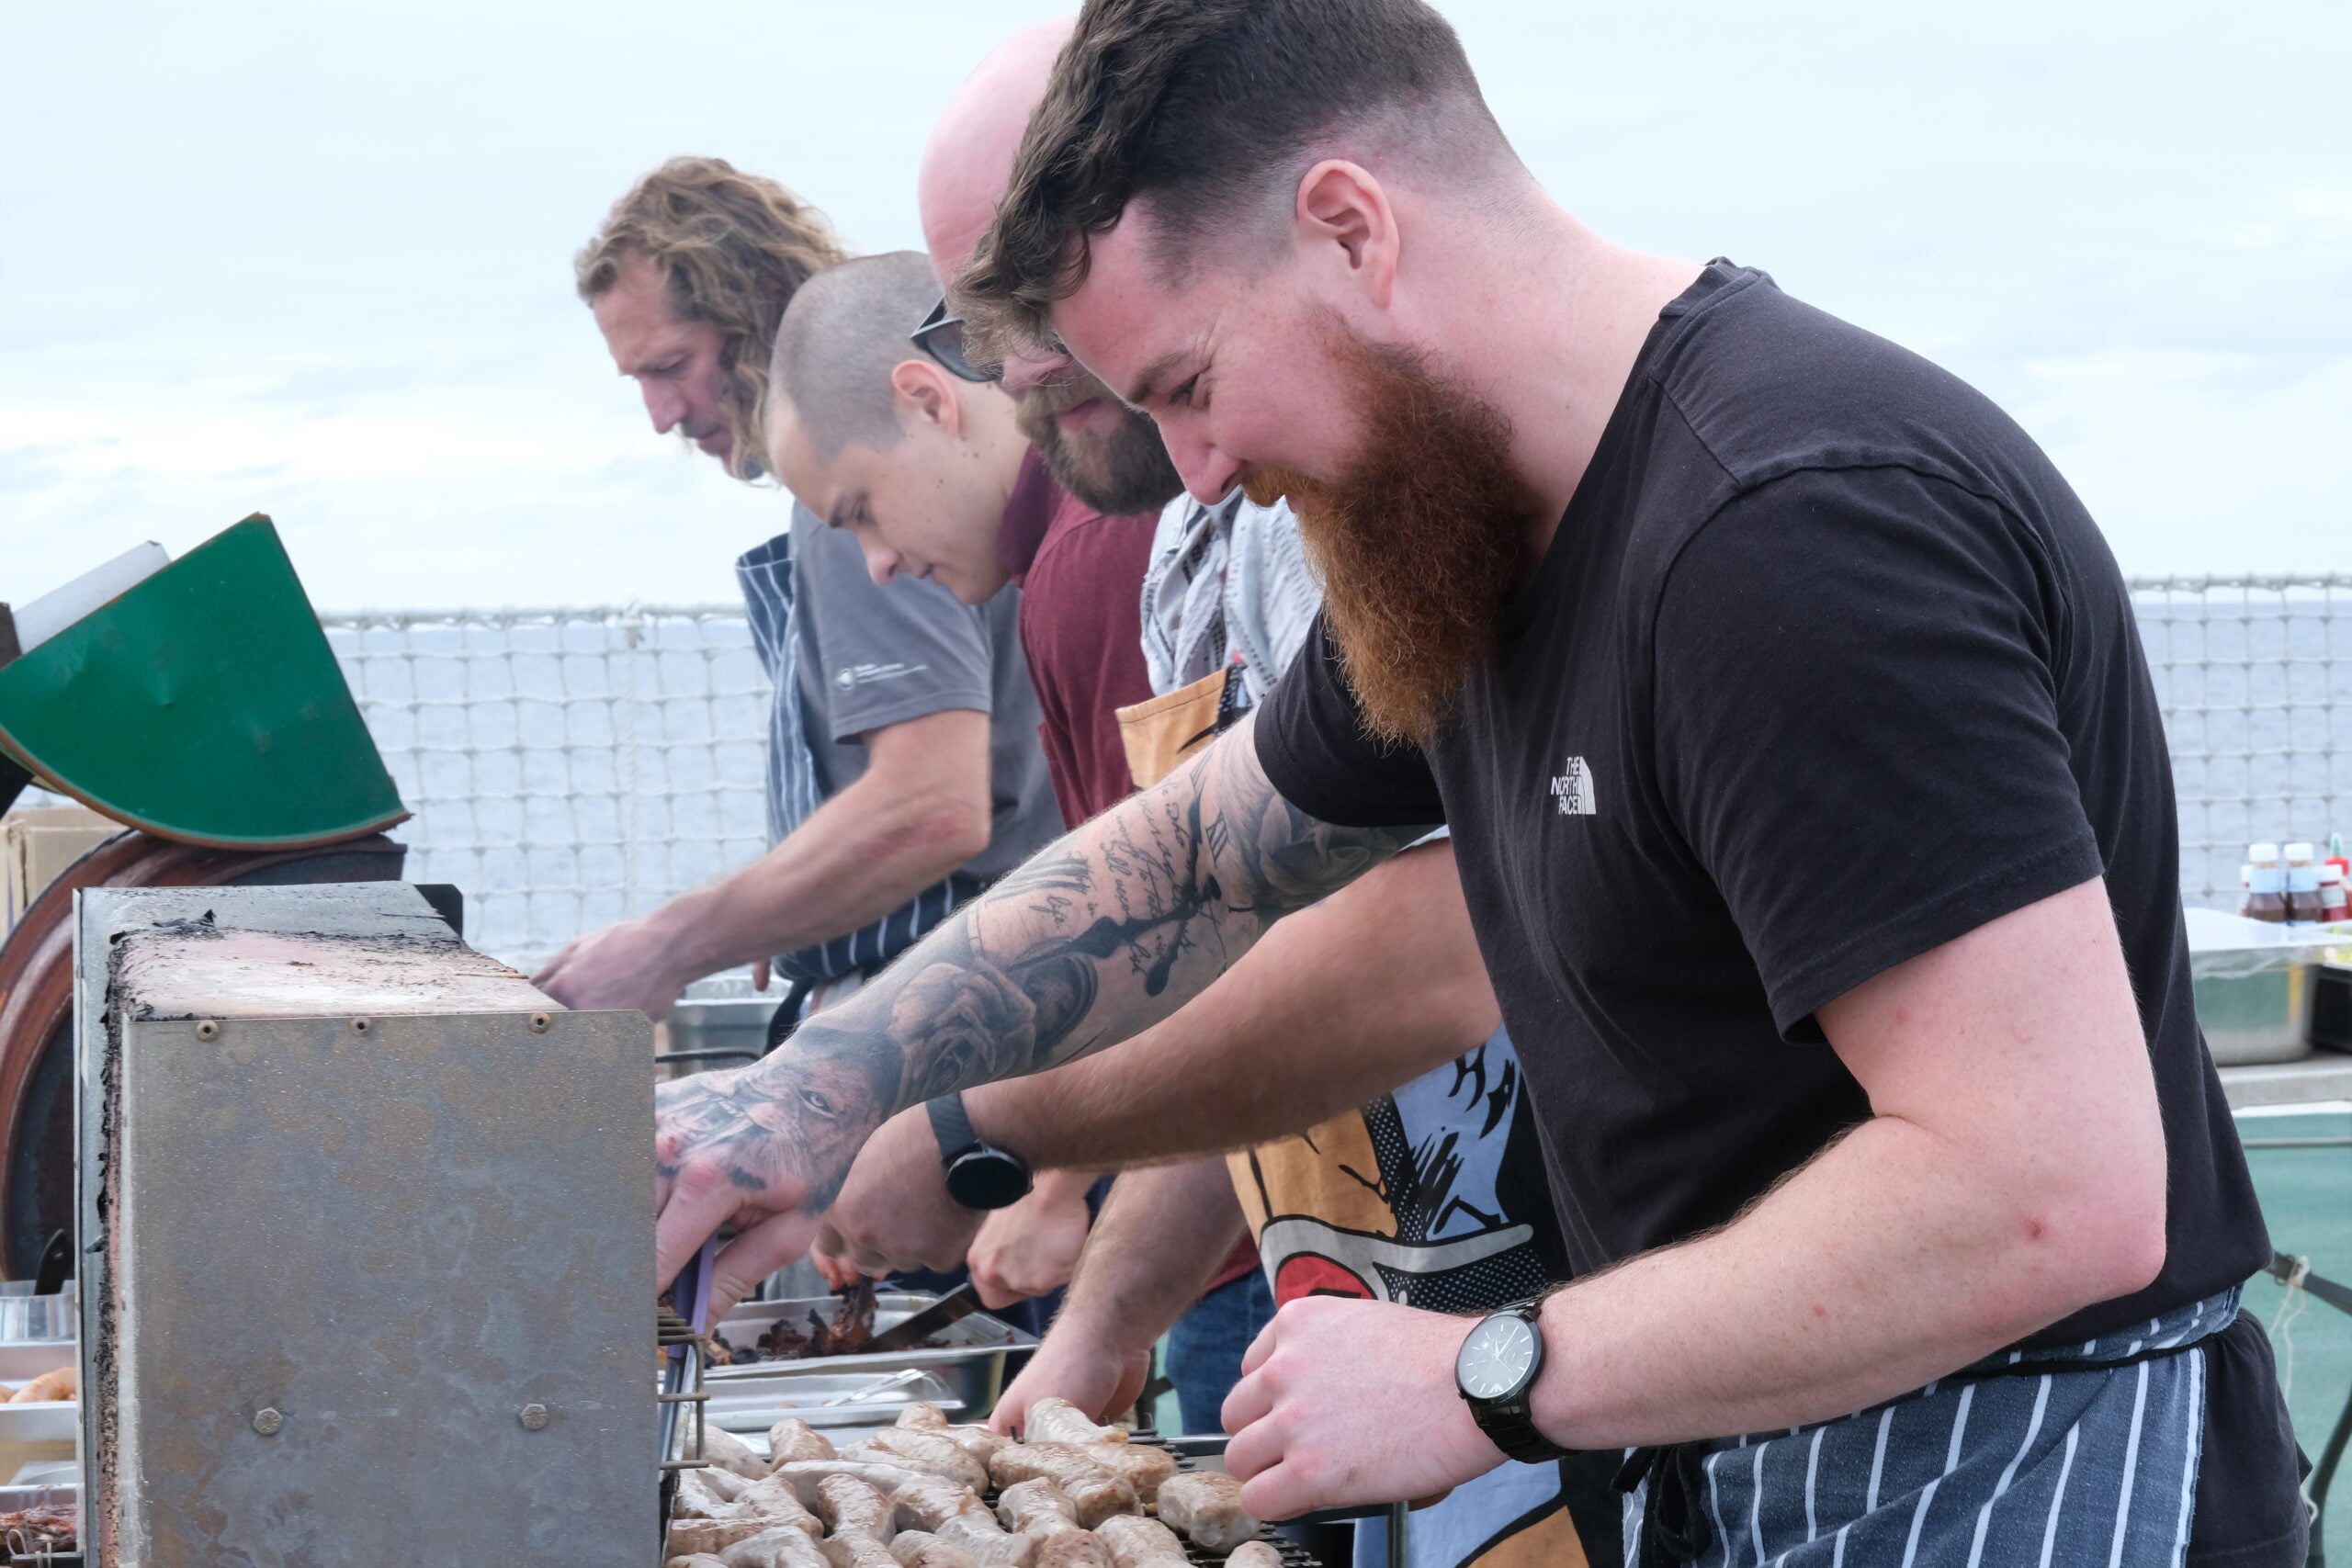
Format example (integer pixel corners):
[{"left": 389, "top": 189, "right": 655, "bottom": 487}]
[{"left": 1549, "top": 757, "right": 1597, "bottom": 817}]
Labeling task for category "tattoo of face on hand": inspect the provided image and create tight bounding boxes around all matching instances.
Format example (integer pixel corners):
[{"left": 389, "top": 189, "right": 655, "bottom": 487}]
[{"left": 656, "top": 1041, "right": 898, "bottom": 1212}]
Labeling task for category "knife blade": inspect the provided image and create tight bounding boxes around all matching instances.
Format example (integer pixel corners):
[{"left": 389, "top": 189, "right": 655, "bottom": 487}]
[{"left": 857, "top": 1283, "right": 983, "bottom": 1355}]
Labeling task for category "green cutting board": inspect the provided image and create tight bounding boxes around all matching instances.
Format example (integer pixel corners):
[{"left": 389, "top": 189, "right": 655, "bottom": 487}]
[{"left": 0, "top": 515, "right": 407, "bottom": 849}]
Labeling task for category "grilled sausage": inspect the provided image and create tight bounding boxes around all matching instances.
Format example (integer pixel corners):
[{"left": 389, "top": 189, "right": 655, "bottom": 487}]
[
  {"left": 1080, "top": 1442, "right": 1174, "bottom": 1505},
  {"left": 1152, "top": 1471, "right": 1258, "bottom": 1553},
  {"left": 775, "top": 1461, "right": 941, "bottom": 1510},
  {"left": 721, "top": 1526, "right": 830, "bottom": 1568},
  {"left": 898, "top": 1402, "right": 952, "bottom": 1430},
  {"left": 1033, "top": 1531, "right": 1114, "bottom": 1568},
  {"left": 988, "top": 1445, "right": 1138, "bottom": 1529},
  {"left": 676, "top": 1466, "right": 750, "bottom": 1517},
  {"left": 934, "top": 1518, "right": 1040, "bottom": 1568},
  {"left": 815, "top": 1474, "right": 894, "bottom": 1541},
  {"left": 669, "top": 1519, "right": 771, "bottom": 1558},
  {"left": 1093, "top": 1516, "right": 1187, "bottom": 1568},
  {"left": 995, "top": 1479, "right": 1080, "bottom": 1534},
  {"left": 702, "top": 1424, "right": 774, "bottom": 1481},
  {"left": 940, "top": 1424, "right": 1012, "bottom": 1465},
  {"left": 889, "top": 1477, "right": 993, "bottom": 1534},
  {"left": 768, "top": 1419, "right": 839, "bottom": 1468},
  {"left": 670, "top": 1556, "right": 733, "bottom": 1568},
  {"left": 1226, "top": 1544, "right": 1283, "bottom": 1568},
  {"left": 1022, "top": 1398, "right": 1125, "bottom": 1446},
  {"left": 851, "top": 1429, "right": 991, "bottom": 1492},
  {"left": 889, "top": 1532, "right": 980, "bottom": 1568},
  {"left": 733, "top": 1473, "right": 826, "bottom": 1537},
  {"left": 821, "top": 1535, "right": 900, "bottom": 1568}
]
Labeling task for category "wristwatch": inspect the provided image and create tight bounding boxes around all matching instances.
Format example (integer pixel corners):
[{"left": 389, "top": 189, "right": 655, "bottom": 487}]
[
  {"left": 1454, "top": 1300, "right": 1572, "bottom": 1463},
  {"left": 926, "top": 1092, "right": 1034, "bottom": 1211}
]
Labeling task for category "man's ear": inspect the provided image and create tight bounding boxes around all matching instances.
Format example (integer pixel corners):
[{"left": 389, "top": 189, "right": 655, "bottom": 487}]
[
  {"left": 1295, "top": 160, "right": 1398, "bottom": 311},
  {"left": 890, "top": 359, "right": 965, "bottom": 438}
]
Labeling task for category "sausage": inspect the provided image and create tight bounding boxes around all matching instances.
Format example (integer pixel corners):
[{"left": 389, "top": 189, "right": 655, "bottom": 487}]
[
  {"left": 775, "top": 1461, "right": 942, "bottom": 1511},
  {"left": 676, "top": 1465, "right": 750, "bottom": 1517},
  {"left": 669, "top": 1519, "right": 771, "bottom": 1558},
  {"left": 939, "top": 1425, "right": 1012, "bottom": 1465},
  {"left": 733, "top": 1473, "right": 825, "bottom": 1537},
  {"left": 1226, "top": 1544, "right": 1283, "bottom": 1568},
  {"left": 1033, "top": 1531, "right": 1114, "bottom": 1568},
  {"left": 987, "top": 1446, "right": 1138, "bottom": 1529},
  {"left": 1152, "top": 1471, "right": 1259, "bottom": 1553},
  {"left": 821, "top": 1534, "right": 901, "bottom": 1568},
  {"left": 995, "top": 1479, "right": 1080, "bottom": 1534},
  {"left": 671, "top": 1556, "right": 734, "bottom": 1568},
  {"left": 889, "top": 1532, "right": 980, "bottom": 1568},
  {"left": 849, "top": 1429, "right": 991, "bottom": 1492},
  {"left": 815, "top": 1474, "right": 894, "bottom": 1541},
  {"left": 9, "top": 1368, "right": 74, "bottom": 1404},
  {"left": 934, "top": 1519, "right": 1040, "bottom": 1568},
  {"left": 701, "top": 1424, "right": 775, "bottom": 1482},
  {"left": 1022, "top": 1398, "right": 1125, "bottom": 1446},
  {"left": 1092, "top": 1517, "right": 1186, "bottom": 1568},
  {"left": 722, "top": 1526, "right": 831, "bottom": 1568},
  {"left": 768, "top": 1419, "right": 840, "bottom": 1468},
  {"left": 1080, "top": 1442, "right": 1174, "bottom": 1505},
  {"left": 898, "top": 1402, "right": 951, "bottom": 1430},
  {"left": 889, "top": 1477, "right": 993, "bottom": 1533}
]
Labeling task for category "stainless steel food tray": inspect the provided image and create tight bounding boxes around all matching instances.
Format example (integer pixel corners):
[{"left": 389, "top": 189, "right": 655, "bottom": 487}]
[{"left": 704, "top": 1292, "right": 1032, "bottom": 1432}]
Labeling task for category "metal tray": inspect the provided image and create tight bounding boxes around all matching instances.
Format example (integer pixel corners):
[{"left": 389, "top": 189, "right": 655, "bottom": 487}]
[
  {"left": 0, "top": 1404, "right": 76, "bottom": 1445},
  {"left": 704, "top": 1293, "right": 1032, "bottom": 1433}
]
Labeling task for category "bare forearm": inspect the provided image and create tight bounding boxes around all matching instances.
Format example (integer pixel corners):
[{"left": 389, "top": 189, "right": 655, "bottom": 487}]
[
  {"left": 964, "top": 842, "right": 1496, "bottom": 1168},
  {"left": 667, "top": 716, "right": 1430, "bottom": 1213},
  {"left": 1055, "top": 1161, "right": 1249, "bottom": 1352},
  {"left": 1532, "top": 1115, "right": 2133, "bottom": 1446},
  {"left": 650, "top": 771, "right": 982, "bottom": 976}
]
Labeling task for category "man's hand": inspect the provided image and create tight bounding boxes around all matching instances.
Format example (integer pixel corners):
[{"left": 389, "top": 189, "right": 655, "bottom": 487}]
[
  {"left": 968, "top": 1170, "right": 1095, "bottom": 1309},
  {"left": 811, "top": 1107, "right": 987, "bottom": 1279},
  {"left": 534, "top": 916, "right": 689, "bottom": 1021},
  {"left": 1221, "top": 1298, "right": 1498, "bottom": 1520},
  {"left": 655, "top": 1049, "right": 896, "bottom": 1314},
  {"left": 992, "top": 1328, "right": 1153, "bottom": 1436}
]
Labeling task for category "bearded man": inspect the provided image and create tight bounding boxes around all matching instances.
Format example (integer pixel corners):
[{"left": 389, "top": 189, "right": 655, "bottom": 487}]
[{"left": 651, "top": 4, "right": 2302, "bottom": 1563}]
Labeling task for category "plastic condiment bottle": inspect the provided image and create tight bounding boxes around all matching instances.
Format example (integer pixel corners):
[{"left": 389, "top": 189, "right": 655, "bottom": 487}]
[
  {"left": 2244, "top": 843, "right": 2288, "bottom": 923},
  {"left": 2284, "top": 842, "right": 2324, "bottom": 926},
  {"left": 2329, "top": 833, "right": 2350, "bottom": 896},
  {"left": 2321, "top": 860, "right": 2350, "bottom": 925}
]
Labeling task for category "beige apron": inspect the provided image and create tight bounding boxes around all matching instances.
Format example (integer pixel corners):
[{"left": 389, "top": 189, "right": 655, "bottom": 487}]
[{"left": 1114, "top": 666, "right": 1235, "bottom": 790}]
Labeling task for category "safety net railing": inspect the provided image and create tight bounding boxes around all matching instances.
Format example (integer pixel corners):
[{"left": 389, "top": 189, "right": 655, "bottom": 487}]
[{"left": 17, "top": 577, "right": 2346, "bottom": 972}]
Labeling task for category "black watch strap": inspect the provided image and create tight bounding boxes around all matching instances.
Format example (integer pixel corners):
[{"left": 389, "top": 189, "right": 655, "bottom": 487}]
[
  {"left": 1461, "top": 1302, "right": 1573, "bottom": 1464},
  {"left": 927, "top": 1091, "right": 981, "bottom": 1161}
]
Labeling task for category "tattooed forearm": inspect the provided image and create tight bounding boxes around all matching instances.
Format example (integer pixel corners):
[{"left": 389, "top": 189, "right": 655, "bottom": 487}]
[{"left": 729, "top": 712, "right": 1433, "bottom": 1208}]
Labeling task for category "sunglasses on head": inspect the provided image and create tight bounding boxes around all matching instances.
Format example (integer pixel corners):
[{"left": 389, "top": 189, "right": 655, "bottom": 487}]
[{"left": 912, "top": 297, "right": 999, "bottom": 384}]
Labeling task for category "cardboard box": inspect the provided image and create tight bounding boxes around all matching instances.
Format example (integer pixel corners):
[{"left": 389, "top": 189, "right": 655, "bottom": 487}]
[{"left": 4, "top": 806, "right": 123, "bottom": 935}]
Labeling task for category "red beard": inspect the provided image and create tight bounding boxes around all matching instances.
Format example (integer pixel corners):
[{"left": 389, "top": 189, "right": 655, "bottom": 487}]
[{"left": 1244, "top": 327, "right": 1537, "bottom": 742}]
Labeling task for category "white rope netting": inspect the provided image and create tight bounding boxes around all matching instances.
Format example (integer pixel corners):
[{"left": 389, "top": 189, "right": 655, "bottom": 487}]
[{"left": 15, "top": 576, "right": 2349, "bottom": 972}]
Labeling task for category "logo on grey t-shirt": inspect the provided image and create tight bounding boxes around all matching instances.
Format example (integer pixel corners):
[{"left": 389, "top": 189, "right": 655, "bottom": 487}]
[
  {"left": 1549, "top": 756, "right": 1598, "bottom": 817},
  {"left": 834, "top": 660, "right": 930, "bottom": 691}
]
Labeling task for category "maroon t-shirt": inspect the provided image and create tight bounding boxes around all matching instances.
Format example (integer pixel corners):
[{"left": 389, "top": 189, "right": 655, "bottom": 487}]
[{"left": 998, "top": 451, "right": 1159, "bottom": 827}]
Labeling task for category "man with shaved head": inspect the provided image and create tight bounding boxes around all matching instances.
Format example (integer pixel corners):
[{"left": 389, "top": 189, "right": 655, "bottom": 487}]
[{"left": 657, "top": 0, "right": 2299, "bottom": 1561}]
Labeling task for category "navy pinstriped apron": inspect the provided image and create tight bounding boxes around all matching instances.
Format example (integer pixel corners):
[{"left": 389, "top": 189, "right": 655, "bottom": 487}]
[{"left": 1623, "top": 1288, "right": 2243, "bottom": 1567}]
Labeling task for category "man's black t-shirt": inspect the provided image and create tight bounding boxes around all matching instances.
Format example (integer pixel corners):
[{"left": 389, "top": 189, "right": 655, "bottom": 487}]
[{"left": 1256, "top": 262, "right": 2267, "bottom": 1350}]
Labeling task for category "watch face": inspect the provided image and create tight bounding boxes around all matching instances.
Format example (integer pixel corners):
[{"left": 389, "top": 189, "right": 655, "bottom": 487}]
[
  {"left": 1456, "top": 1313, "right": 1538, "bottom": 1401},
  {"left": 945, "top": 1150, "right": 1033, "bottom": 1210}
]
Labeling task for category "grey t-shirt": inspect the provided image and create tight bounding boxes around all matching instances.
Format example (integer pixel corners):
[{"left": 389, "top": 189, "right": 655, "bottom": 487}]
[{"left": 790, "top": 505, "right": 1059, "bottom": 885}]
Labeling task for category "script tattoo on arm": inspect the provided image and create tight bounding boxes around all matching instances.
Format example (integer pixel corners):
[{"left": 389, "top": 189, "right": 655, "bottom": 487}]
[{"left": 661, "top": 713, "right": 1432, "bottom": 1212}]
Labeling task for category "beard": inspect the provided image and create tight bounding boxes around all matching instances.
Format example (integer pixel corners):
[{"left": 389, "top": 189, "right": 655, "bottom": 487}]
[
  {"left": 1242, "top": 328, "right": 1538, "bottom": 744},
  {"left": 1014, "top": 375, "right": 1184, "bottom": 516}
]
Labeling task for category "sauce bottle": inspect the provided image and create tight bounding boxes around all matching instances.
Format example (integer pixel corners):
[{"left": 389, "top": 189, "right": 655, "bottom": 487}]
[
  {"left": 2284, "top": 843, "right": 2324, "bottom": 926},
  {"left": 2321, "top": 859, "right": 2350, "bottom": 925},
  {"left": 2244, "top": 843, "right": 2288, "bottom": 923}
]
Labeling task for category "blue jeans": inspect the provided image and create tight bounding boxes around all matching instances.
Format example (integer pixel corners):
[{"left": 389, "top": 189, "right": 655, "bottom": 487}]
[{"left": 1165, "top": 1268, "right": 1276, "bottom": 1436}]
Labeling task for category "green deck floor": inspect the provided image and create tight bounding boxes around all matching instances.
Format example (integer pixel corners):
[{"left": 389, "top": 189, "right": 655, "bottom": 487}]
[{"left": 2242, "top": 1107, "right": 2352, "bottom": 1562}]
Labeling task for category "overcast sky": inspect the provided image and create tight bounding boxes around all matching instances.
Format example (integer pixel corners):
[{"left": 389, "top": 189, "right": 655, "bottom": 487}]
[{"left": 5, "top": 0, "right": 2346, "bottom": 613}]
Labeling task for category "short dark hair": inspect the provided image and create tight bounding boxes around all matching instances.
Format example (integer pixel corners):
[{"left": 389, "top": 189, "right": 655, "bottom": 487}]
[
  {"left": 770, "top": 253, "right": 944, "bottom": 463},
  {"left": 954, "top": 0, "right": 1505, "bottom": 359}
]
